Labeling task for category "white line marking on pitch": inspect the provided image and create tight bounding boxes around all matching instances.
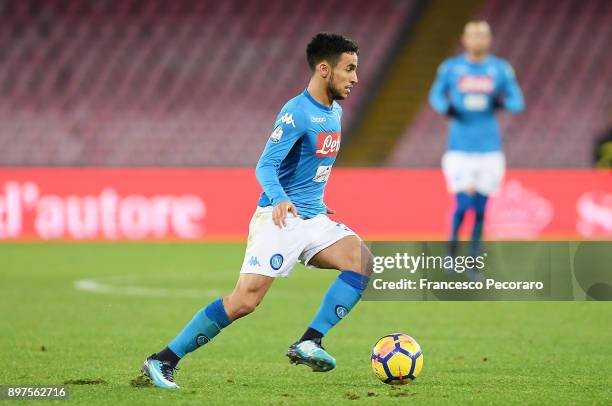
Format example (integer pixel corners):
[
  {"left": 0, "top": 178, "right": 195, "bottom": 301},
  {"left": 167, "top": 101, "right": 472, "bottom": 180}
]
[{"left": 73, "top": 278, "right": 220, "bottom": 298}]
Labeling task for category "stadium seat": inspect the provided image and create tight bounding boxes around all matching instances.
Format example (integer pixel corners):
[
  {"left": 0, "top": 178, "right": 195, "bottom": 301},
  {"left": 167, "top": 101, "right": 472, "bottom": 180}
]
[{"left": 0, "top": 0, "right": 412, "bottom": 166}]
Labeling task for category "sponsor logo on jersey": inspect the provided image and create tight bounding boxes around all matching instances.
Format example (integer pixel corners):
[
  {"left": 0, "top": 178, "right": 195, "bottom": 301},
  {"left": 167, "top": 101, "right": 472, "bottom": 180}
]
[
  {"left": 270, "top": 253, "right": 284, "bottom": 270},
  {"left": 458, "top": 75, "right": 494, "bottom": 93},
  {"left": 280, "top": 113, "right": 296, "bottom": 128},
  {"left": 313, "top": 165, "right": 332, "bottom": 183},
  {"left": 310, "top": 116, "right": 326, "bottom": 123},
  {"left": 464, "top": 94, "right": 488, "bottom": 111},
  {"left": 270, "top": 126, "right": 283, "bottom": 143},
  {"left": 315, "top": 132, "right": 341, "bottom": 157}
]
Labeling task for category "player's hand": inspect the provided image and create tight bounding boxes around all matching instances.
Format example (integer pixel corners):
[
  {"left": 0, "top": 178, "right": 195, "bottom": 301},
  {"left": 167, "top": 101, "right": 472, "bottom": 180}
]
[
  {"left": 273, "top": 201, "right": 298, "bottom": 228},
  {"left": 326, "top": 207, "right": 336, "bottom": 215},
  {"left": 492, "top": 95, "right": 504, "bottom": 110}
]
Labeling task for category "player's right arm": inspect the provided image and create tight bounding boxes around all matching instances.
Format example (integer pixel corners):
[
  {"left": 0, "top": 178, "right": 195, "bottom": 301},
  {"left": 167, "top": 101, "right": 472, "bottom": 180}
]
[
  {"left": 429, "top": 60, "right": 453, "bottom": 116},
  {"left": 255, "top": 106, "right": 304, "bottom": 227}
]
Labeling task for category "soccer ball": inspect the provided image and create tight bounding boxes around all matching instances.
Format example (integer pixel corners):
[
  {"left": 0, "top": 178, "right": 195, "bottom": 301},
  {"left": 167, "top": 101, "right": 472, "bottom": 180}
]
[{"left": 371, "top": 333, "right": 423, "bottom": 384}]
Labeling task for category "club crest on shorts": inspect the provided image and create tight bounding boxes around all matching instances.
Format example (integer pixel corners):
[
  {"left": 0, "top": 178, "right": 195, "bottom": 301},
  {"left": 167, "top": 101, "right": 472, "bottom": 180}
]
[
  {"left": 196, "top": 334, "right": 210, "bottom": 347},
  {"left": 270, "top": 254, "right": 284, "bottom": 270},
  {"left": 335, "top": 305, "right": 348, "bottom": 319}
]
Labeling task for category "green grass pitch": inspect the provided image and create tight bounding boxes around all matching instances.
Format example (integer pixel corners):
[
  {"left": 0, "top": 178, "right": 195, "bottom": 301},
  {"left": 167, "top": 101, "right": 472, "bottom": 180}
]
[{"left": 1, "top": 243, "right": 611, "bottom": 405}]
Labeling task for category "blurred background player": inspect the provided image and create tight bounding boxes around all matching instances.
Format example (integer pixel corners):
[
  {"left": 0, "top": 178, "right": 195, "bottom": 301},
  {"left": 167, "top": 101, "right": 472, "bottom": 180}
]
[{"left": 429, "top": 21, "right": 524, "bottom": 261}]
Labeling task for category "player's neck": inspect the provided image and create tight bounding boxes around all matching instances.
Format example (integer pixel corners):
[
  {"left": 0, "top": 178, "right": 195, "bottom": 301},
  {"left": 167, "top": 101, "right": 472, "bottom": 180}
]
[
  {"left": 306, "top": 82, "right": 333, "bottom": 107},
  {"left": 466, "top": 52, "right": 488, "bottom": 63}
]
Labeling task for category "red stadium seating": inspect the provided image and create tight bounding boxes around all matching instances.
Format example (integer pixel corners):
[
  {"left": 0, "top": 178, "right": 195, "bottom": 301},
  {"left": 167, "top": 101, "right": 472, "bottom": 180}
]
[
  {"left": 0, "top": 0, "right": 412, "bottom": 166},
  {"left": 389, "top": 0, "right": 611, "bottom": 168}
]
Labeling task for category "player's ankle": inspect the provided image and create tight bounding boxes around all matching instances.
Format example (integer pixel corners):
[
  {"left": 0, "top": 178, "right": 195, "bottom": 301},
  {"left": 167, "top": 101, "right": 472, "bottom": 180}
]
[
  {"left": 152, "top": 347, "right": 181, "bottom": 368},
  {"left": 299, "top": 327, "right": 324, "bottom": 343}
]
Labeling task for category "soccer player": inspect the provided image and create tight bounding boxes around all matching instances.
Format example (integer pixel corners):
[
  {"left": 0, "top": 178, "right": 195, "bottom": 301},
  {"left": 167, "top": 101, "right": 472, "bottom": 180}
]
[
  {"left": 429, "top": 21, "right": 524, "bottom": 261},
  {"left": 142, "top": 32, "right": 373, "bottom": 389}
]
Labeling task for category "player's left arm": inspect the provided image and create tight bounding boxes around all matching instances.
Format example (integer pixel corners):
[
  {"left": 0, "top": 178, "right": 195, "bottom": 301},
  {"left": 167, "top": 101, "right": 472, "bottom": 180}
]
[
  {"left": 497, "top": 61, "right": 525, "bottom": 113},
  {"left": 429, "top": 60, "right": 454, "bottom": 116}
]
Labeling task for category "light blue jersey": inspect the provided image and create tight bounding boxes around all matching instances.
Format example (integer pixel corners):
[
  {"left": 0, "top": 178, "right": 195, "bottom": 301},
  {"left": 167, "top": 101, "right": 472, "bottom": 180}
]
[
  {"left": 256, "top": 89, "right": 342, "bottom": 218},
  {"left": 429, "top": 53, "right": 525, "bottom": 152}
]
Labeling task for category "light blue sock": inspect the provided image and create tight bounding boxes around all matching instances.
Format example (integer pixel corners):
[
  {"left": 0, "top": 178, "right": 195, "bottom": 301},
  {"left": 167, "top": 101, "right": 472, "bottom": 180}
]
[
  {"left": 309, "top": 271, "right": 369, "bottom": 336},
  {"left": 168, "top": 298, "right": 232, "bottom": 358}
]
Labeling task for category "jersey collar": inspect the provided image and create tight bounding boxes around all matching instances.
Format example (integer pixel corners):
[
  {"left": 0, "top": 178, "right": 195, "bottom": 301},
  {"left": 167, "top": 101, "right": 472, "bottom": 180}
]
[
  {"left": 303, "top": 89, "right": 334, "bottom": 112},
  {"left": 462, "top": 53, "right": 491, "bottom": 66}
]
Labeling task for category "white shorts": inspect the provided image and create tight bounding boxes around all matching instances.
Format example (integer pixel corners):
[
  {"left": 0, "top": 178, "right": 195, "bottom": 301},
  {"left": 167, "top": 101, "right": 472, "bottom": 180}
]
[
  {"left": 239, "top": 206, "right": 358, "bottom": 278},
  {"left": 442, "top": 151, "right": 506, "bottom": 196}
]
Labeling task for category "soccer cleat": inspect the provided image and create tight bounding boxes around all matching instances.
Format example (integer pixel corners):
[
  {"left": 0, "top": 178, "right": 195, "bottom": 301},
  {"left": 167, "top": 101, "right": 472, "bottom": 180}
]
[
  {"left": 142, "top": 355, "right": 180, "bottom": 389},
  {"left": 287, "top": 339, "right": 336, "bottom": 372}
]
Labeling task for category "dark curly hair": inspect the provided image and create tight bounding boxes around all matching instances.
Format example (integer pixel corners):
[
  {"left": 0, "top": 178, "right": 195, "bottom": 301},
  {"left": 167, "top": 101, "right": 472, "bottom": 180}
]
[{"left": 306, "top": 32, "right": 359, "bottom": 71}]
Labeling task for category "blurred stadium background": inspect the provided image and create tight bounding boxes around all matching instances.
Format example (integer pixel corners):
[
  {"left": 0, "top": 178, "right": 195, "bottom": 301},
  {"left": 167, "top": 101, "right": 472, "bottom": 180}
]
[{"left": 0, "top": 0, "right": 610, "bottom": 240}]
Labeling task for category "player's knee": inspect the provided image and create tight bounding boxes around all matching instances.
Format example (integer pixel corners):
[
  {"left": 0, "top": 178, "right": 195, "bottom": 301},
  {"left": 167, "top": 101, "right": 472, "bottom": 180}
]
[
  {"left": 346, "top": 243, "right": 374, "bottom": 277},
  {"left": 224, "top": 292, "right": 261, "bottom": 319},
  {"left": 229, "top": 302, "right": 256, "bottom": 319},
  {"left": 360, "top": 248, "right": 375, "bottom": 277},
  {"left": 342, "top": 248, "right": 361, "bottom": 273},
  {"left": 235, "top": 300, "right": 257, "bottom": 317}
]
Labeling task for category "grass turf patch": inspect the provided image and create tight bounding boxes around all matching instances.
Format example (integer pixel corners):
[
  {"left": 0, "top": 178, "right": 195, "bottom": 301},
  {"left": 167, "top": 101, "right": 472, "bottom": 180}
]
[{"left": 1, "top": 243, "right": 611, "bottom": 404}]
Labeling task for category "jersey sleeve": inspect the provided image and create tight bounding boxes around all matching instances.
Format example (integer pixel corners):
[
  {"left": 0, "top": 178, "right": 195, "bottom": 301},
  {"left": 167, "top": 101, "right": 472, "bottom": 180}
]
[
  {"left": 429, "top": 60, "right": 452, "bottom": 115},
  {"left": 255, "top": 104, "right": 305, "bottom": 205},
  {"left": 499, "top": 61, "right": 525, "bottom": 113}
]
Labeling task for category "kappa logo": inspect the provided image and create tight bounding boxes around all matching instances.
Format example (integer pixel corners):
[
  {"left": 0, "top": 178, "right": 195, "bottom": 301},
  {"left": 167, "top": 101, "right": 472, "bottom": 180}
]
[
  {"left": 249, "top": 256, "right": 261, "bottom": 267},
  {"left": 311, "top": 116, "right": 326, "bottom": 123},
  {"left": 280, "top": 113, "right": 296, "bottom": 128},
  {"left": 315, "top": 132, "right": 341, "bottom": 157}
]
